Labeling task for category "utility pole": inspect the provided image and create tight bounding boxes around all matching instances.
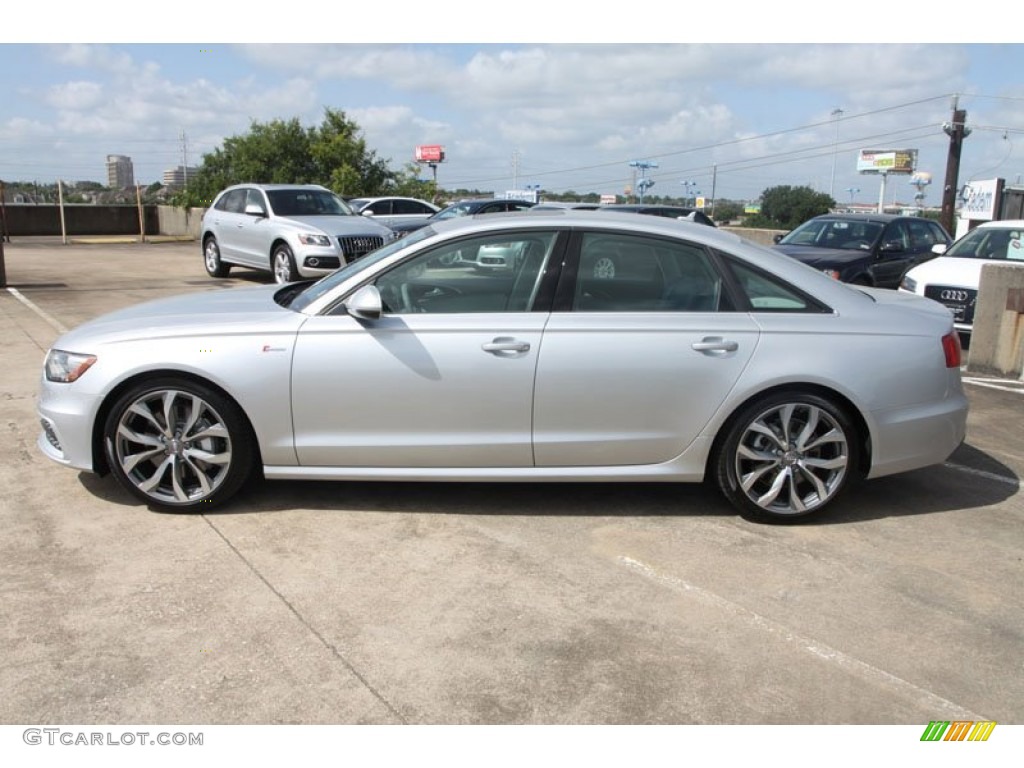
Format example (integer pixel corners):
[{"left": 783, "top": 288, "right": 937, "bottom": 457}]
[{"left": 940, "top": 96, "right": 970, "bottom": 236}]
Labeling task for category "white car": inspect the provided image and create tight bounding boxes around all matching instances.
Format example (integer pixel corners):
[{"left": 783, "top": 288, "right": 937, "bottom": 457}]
[
  {"left": 348, "top": 196, "right": 440, "bottom": 234},
  {"left": 899, "top": 220, "right": 1024, "bottom": 333}
]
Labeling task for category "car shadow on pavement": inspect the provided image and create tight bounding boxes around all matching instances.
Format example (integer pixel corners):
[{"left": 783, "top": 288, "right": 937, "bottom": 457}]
[{"left": 76, "top": 440, "right": 1018, "bottom": 525}]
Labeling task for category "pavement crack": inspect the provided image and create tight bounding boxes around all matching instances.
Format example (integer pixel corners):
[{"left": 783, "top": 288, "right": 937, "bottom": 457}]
[{"left": 200, "top": 515, "right": 408, "bottom": 723}]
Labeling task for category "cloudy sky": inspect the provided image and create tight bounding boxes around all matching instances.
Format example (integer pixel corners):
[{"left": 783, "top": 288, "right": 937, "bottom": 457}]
[{"left": 2, "top": 7, "right": 1020, "bottom": 205}]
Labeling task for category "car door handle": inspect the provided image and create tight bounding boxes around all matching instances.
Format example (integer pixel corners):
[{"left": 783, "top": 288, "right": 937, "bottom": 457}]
[
  {"left": 482, "top": 337, "right": 530, "bottom": 354},
  {"left": 692, "top": 337, "right": 738, "bottom": 354}
]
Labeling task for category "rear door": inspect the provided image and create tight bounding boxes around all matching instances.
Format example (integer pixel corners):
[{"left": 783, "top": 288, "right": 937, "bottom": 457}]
[{"left": 532, "top": 230, "right": 760, "bottom": 466}]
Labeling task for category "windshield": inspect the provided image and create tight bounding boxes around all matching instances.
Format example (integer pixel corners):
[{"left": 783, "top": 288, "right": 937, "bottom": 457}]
[
  {"left": 289, "top": 226, "right": 438, "bottom": 312},
  {"left": 779, "top": 219, "right": 883, "bottom": 250},
  {"left": 945, "top": 226, "right": 1024, "bottom": 261},
  {"left": 266, "top": 189, "right": 354, "bottom": 217},
  {"left": 433, "top": 202, "right": 478, "bottom": 220}
]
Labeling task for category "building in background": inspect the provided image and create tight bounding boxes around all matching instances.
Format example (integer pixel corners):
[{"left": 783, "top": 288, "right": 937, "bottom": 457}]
[
  {"left": 162, "top": 166, "right": 199, "bottom": 189},
  {"left": 106, "top": 155, "right": 134, "bottom": 189}
]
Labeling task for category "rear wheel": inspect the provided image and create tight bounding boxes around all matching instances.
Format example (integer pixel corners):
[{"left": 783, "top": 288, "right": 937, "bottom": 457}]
[
  {"left": 103, "top": 378, "right": 254, "bottom": 511},
  {"left": 712, "top": 391, "right": 859, "bottom": 523},
  {"left": 273, "top": 244, "right": 298, "bottom": 284}
]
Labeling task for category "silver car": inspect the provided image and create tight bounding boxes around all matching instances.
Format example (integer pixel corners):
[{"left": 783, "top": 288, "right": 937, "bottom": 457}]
[
  {"left": 201, "top": 184, "right": 395, "bottom": 284},
  {"left": 38, "top": 211, "right": 968, "bottom": 523}
]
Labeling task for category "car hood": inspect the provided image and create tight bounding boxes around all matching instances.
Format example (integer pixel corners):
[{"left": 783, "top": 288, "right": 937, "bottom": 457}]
[
  {"left": 52, "top": 284, "right": 305, "bottom": 350},
  {"left": 772, "top": 244, "right": 870, "bottom": 267},
  {"left": 903, "top": 256, "right": 991, "bottom": 289},
  {"left": 280, "top": 214, "right": 391, "bottom": 235}
]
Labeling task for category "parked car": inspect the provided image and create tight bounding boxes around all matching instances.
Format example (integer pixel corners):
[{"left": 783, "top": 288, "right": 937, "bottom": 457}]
[
  {"left": 772, "top": 213, "right": 951, "bottom": 288},
  {"left": 390, "top": 198, "right": 538, "bottom": 237},
  {"left": 599, "top": 203, "right": 717, "bottom": 227},
  {"left": 38, "top": 211, "right": 967, "bottom": 523},
  {"left": 531, "top": 202, "right": 602, "bottom": 211},
  {"left": 201, "top": 184, "right": 395, "bottom": 284},
  {"left": 347, "top": 196, "right": 440, "bottom": 234},
  {"left": 899, "top": 219, "right": 1024, "bottom": 334}
]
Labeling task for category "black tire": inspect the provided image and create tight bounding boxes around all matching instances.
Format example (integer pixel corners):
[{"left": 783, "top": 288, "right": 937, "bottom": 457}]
[
  {"left": 711, "top": 391, "right": 860, "bottom": 523},
  {"left": 272, "top": 244, "right": 298, "bottom": 284},
  {"left": 203, "top": 236, "right": 230, "bottom": 278},
  {"left": 102, "top": 378, "right": 255, "bottom": 511}
]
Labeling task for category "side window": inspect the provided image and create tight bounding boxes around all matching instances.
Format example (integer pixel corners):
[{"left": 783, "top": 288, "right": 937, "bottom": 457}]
[
  {"left": 220, "top": 189, "right": 247, "bottom": 213},
  {"left": 573, "top": 233, "right": 725, "bottom": 312},
  {"left": 907, "top": 219, "right": 936, "bottom": 249},
  {"left": 369, "top": 200, "right": 391, "bottom": 215},
  {"left": 726, "top": 259, "right": 827, "bottom": 313},
  {"left": 884, "top": 222, "right": 910, "bottom": 251},
  {"left": 373, "top": 232, "right": 558, "bottom": 314},
  {"left": 393, "top": 200, "right": 429, "bottom": 215}
]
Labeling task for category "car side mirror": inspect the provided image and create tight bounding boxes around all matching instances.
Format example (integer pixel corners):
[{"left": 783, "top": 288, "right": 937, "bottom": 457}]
[
  {"left": 880, "top": 240, "right": 904, "bottom": 254},
  {"left": 344, "top": 285, "right": 383, "bottom": 321},
  {"left": 244, "top": 203, "right": 267, "bottom": 218},
  {"left": 931, "top": 243, "right": 948, "bottom": 255},
  {"left": 361, "top": 209, "right": 375, "bottom": 217},
  {"left": 773, "top": 233, "right": 784, "bottom": 244}
]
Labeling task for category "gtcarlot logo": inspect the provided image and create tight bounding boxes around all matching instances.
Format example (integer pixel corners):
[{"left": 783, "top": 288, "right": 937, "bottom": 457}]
[
  {"left": 23, "top": 728, "right": 203, "bottom": 746},
  {"left": 920, "top": 720, "right": 996, "bottom": 741}
]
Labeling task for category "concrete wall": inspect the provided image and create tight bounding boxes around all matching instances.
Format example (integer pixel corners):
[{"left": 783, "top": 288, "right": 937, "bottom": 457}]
[
  {"left": 968, "top": 262, "right": 1024, "bottom": 379},
  {"left": 2, "top": 204, "right": 160, "bottom": 237}
]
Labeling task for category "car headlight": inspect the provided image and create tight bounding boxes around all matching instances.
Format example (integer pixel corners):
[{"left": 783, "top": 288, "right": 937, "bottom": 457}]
[
  {"left": 298, "top": 233, "right": 332, "bottom": 247},
  {"left": 900, "top": 275, "right": 917, "bottom": 292},
  {"left": 44, "top": 350, "right": 97, "bottom": 382}
]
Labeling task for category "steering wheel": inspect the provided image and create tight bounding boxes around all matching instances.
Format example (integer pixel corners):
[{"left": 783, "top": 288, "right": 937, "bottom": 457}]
[{"left": 400, "top": 283, "right": 463, "bottom": 312}]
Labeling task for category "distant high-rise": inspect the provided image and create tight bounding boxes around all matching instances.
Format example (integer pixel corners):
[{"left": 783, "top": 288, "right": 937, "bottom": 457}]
[
  {"left": 106, "top": 155, "right": 134, "bottom": 188},
  {"left": 162, "top": 165, "right": 199, "bottom": 189}
]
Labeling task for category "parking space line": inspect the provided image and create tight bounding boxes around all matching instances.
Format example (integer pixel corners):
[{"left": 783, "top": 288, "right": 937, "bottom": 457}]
[
  {"left": 5, "top": 286, "right": 68, "bottom": 334},
  {"left": 616, "top": 555, "right": 984, "bottom": 721},
  {"left": 963, "top": 377, "right": 1024, "bottom": 395},
  {"left": 942, "top": 461, "right": 1020, "bottom": 487}
]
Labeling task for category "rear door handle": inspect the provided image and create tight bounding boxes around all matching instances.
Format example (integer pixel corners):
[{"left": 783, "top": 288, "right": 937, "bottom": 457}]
[
  {"left": 692, "top": 337, "right": 738, "bottom": 354},
  {"left": 482, "top": 337, "right": 531, "bottom": 355}
]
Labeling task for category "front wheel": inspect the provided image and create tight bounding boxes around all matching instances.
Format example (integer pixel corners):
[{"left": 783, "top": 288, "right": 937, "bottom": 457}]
[
  {"left": 103, "top": 379, "right": 255, "bottom": 511},
  {"left": 712, "top": 392, "right": 859, "bottom": 523},
  {"left": 203, "top": 236, "right": 230, "bottom": 278},
  {"left": 272, "top": 244, "right": 298, "bottom": 284}
]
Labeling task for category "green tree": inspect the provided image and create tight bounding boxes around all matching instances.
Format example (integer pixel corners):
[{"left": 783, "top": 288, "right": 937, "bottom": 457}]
[
  {"left": 172, "top": 108, "right": 398, "bottom": 208},
  {"left": 745, "top": 185, "right": 835, "bottom": 230}
]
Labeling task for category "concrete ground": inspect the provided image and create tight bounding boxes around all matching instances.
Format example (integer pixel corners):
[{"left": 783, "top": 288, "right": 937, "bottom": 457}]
[{"left": 1, "top": 238, "right": 1021, "bottom": 726}]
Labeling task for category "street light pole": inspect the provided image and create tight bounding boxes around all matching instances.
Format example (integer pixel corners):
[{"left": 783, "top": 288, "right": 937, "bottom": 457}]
[{"left": 829, "top": 107, "right": 843, "bottom": 200}]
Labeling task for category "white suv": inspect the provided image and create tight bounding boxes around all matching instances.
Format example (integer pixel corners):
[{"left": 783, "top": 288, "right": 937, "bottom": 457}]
[{"left": 201, "top": 184, "right": 396, "bottom": 283}]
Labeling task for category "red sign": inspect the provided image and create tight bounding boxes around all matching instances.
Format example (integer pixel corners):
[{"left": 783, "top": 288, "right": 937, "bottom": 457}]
[{"left": 415, "top": 145, "right": 445, "bottom": 163}]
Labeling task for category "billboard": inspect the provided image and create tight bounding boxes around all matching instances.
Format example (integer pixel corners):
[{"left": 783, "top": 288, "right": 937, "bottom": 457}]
[
  {"left": 857, "top": 149, "right": 917, "bottom": 175},
  {"left": 415, "top": 145, "right": 445, "bottom": 163}
]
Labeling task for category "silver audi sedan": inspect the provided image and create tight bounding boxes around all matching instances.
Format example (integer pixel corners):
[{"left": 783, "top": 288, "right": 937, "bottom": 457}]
[{"left": 38, "top": 211, "right": 968, "bottom": 522}]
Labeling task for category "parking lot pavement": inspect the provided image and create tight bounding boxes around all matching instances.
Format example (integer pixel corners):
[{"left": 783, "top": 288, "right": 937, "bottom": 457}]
[{"left": 1, "top": 239, "right": 1022, "bottom": 725}]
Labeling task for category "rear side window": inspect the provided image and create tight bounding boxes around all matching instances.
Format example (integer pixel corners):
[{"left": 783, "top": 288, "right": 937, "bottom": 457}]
[
  {"left": 725, "top": 258, "right": 831, "bottom": 313},
  {"left": 573, "top": 232, "right": 729, "bottom": 312}
]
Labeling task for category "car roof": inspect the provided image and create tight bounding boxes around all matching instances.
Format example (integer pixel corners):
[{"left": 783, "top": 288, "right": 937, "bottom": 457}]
[
  {"left": 974, "top": 219, "right": 1024, "bottom": 229},
  {"left": 224, "top": 183, "right": 331, "bottom": 191},
  {"left": 812, "top": 213, "right": 907, "bottom": 223}
]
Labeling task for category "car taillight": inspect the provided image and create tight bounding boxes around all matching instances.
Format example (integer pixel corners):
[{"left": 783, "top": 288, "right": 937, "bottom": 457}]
[{"left": 942, "top": 332, "right": 962, "bottom": 368}]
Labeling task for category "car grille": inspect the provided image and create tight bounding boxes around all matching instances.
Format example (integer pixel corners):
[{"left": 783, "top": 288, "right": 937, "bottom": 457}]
[
  {"left": 924, "top": 284, "right": 978, "bottom": 325},
  {"left": 337, "top": 235, "right": 385, "bottom": 263}
]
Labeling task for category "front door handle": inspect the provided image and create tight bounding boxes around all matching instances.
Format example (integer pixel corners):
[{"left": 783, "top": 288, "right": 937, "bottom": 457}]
[
  {"left": 482, "top": 337, "right": 530, "bottom": 355},
  {"left": 692, "top": 337, "right": 738, "bottom": 354}
]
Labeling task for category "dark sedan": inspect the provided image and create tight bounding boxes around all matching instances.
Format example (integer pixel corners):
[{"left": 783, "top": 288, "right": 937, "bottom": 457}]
[{"left": 772, "top": 213, "right": 951, "bottom": 288}]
